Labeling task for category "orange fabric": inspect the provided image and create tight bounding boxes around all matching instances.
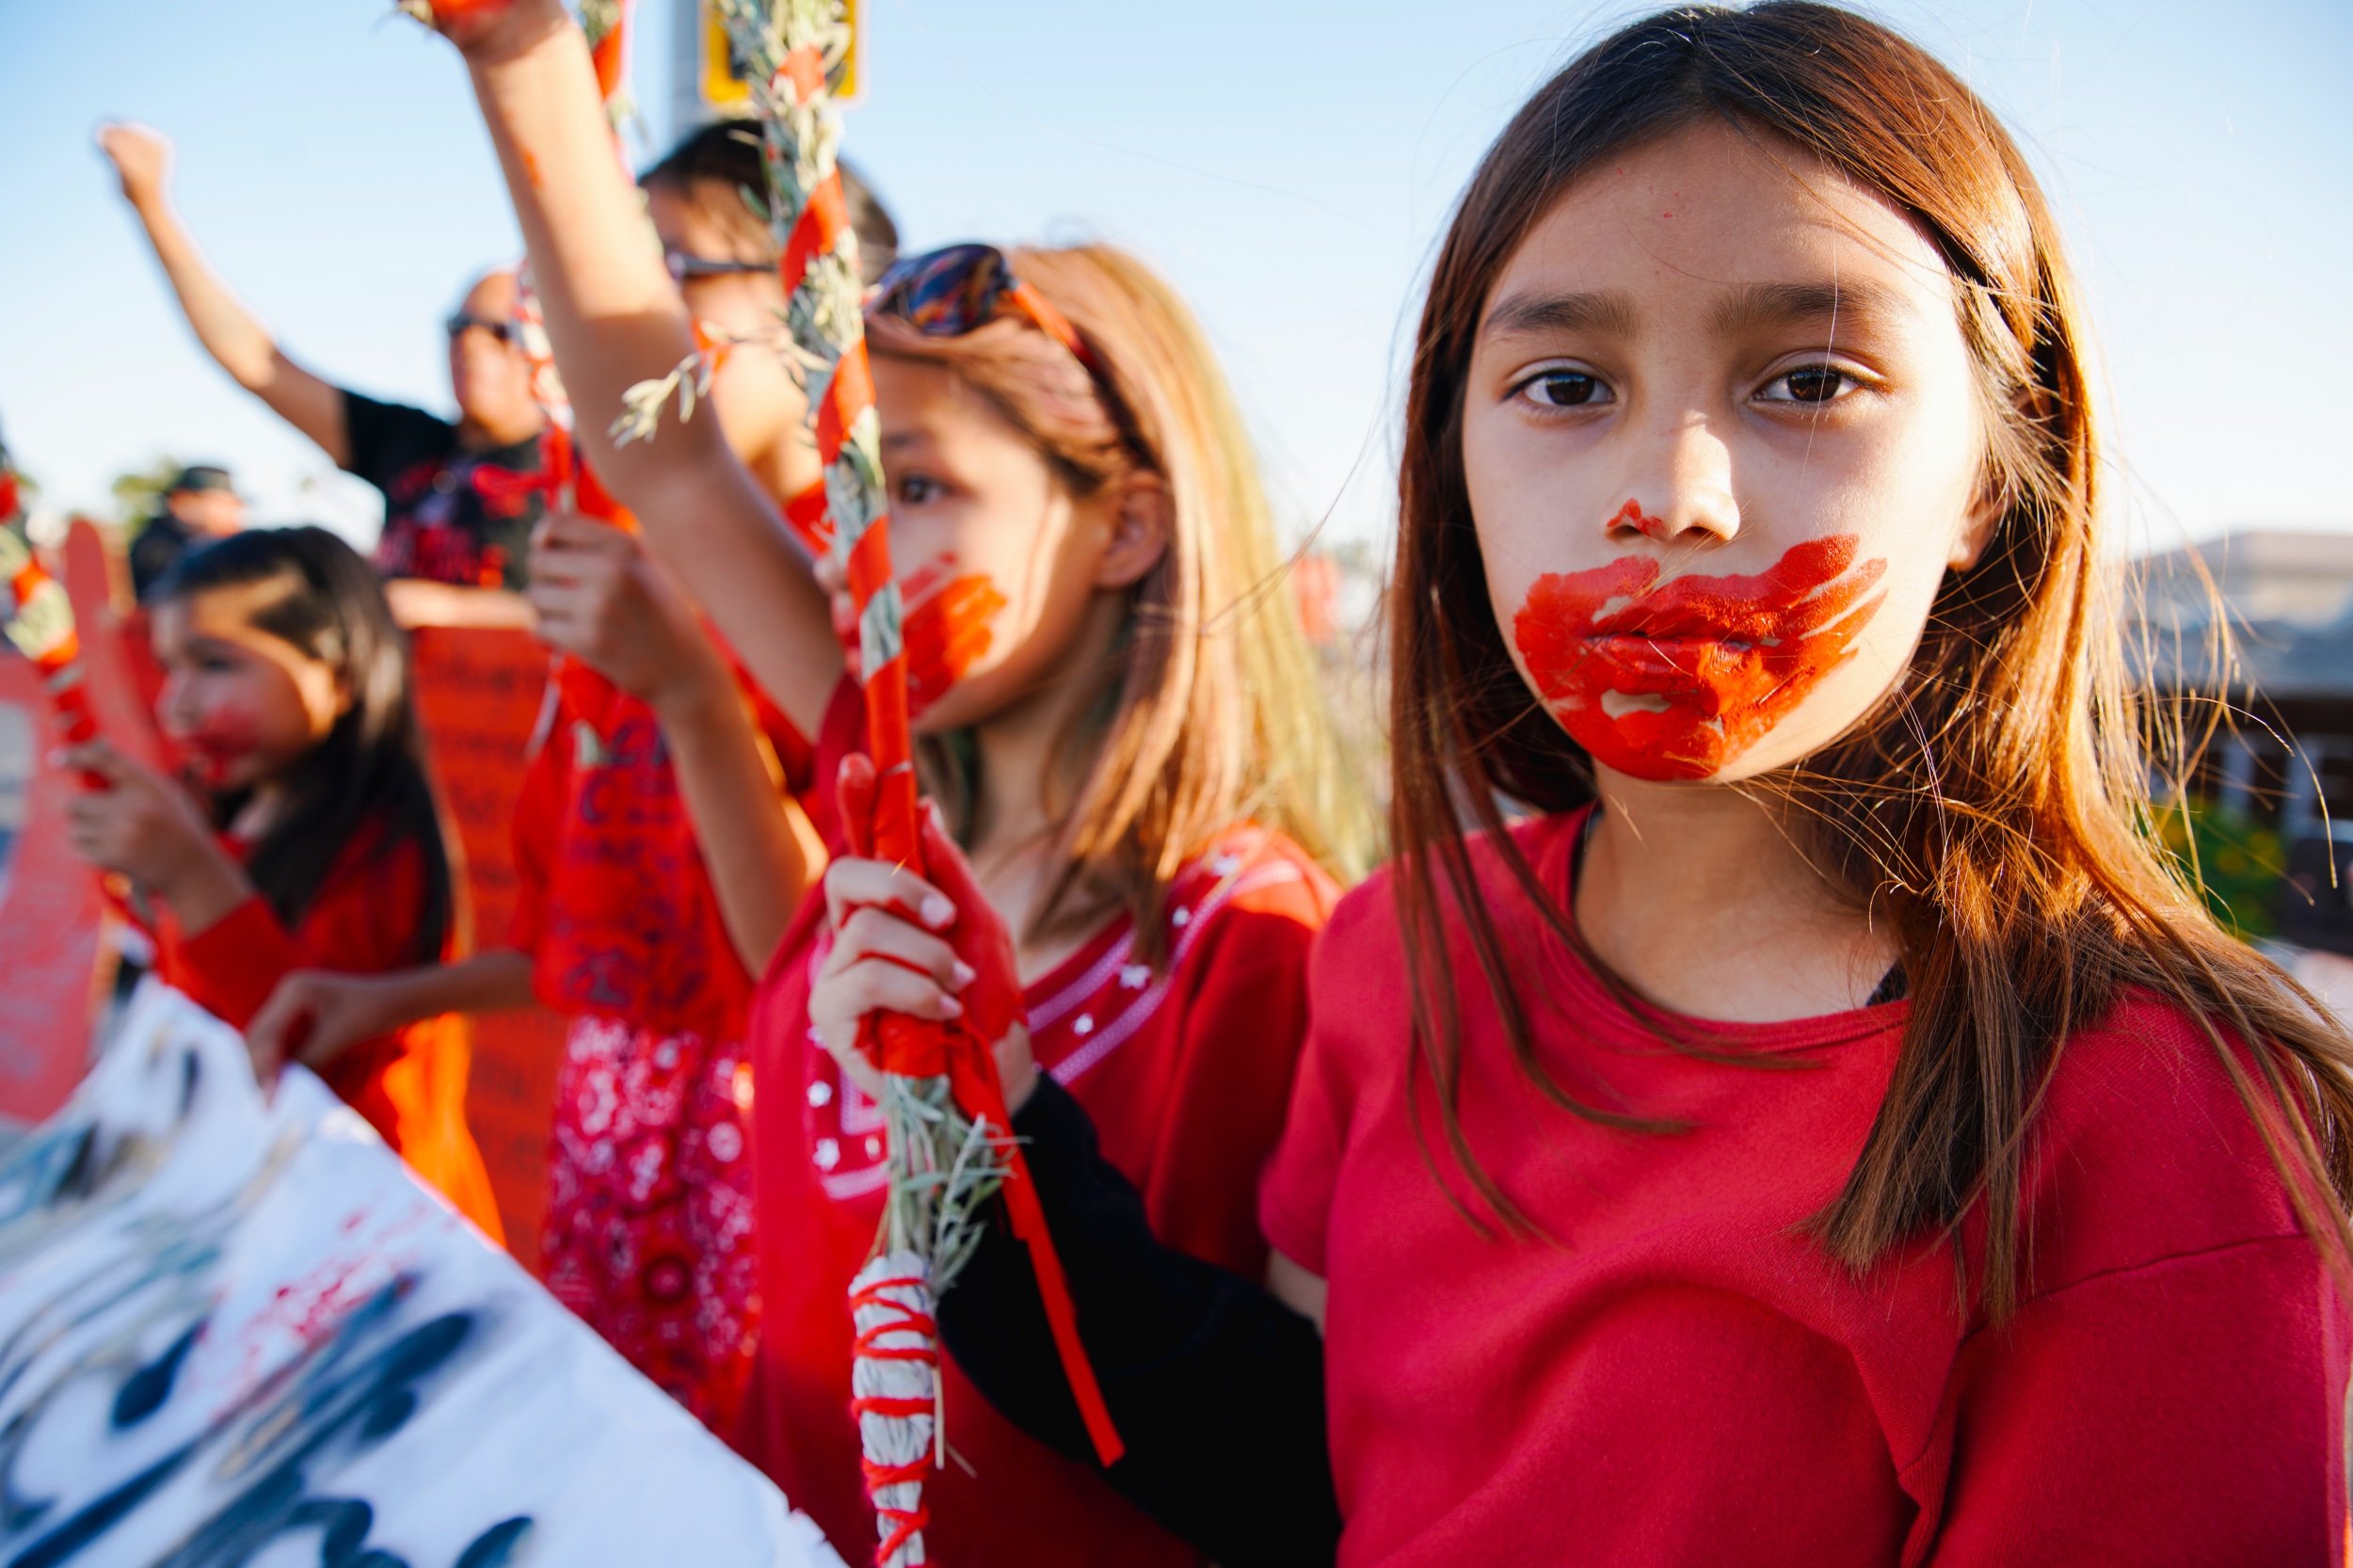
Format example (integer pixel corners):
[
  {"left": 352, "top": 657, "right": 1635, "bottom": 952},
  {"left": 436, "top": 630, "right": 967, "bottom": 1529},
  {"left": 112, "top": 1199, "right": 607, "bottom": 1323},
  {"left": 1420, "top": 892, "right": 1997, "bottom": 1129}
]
[{"left": 156, "top": 827, "right": 504, "bottom": 1241}]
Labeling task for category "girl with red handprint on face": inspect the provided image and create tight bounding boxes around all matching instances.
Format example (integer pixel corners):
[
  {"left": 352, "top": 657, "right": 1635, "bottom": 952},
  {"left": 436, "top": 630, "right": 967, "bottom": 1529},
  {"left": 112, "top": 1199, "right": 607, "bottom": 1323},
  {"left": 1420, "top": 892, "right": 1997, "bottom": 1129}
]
[{"left": 410, "top": 11, "right": 1371, "bottom": 1563}]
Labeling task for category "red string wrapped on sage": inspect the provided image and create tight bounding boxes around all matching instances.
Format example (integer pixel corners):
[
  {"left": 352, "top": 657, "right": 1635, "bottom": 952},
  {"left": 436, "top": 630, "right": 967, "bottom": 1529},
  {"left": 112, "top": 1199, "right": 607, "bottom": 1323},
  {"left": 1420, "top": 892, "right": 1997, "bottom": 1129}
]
[{"left": 615, "top": 5, "right": 1123, "bottom": 1564}]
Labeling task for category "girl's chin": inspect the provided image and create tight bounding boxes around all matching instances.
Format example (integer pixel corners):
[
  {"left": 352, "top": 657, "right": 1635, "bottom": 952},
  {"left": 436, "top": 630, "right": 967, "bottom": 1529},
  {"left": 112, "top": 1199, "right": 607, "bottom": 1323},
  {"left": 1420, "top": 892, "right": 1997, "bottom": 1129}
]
[{"left": 179, "top": 752, "right": 269, "bottom": 794}]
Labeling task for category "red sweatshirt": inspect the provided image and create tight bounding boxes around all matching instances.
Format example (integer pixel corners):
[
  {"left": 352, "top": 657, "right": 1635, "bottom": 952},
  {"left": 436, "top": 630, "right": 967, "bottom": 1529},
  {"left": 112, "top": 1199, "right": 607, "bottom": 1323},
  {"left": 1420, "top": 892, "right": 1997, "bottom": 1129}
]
[
  {"left": 156, "top": 824, "right": 504, "bottom": 1240},
  {"left": 1259, "top": 808, "right": 2348, "bottom": 1567},
  {"left": 740, "top": 680, "right": 1338, "bottom": 1567}
]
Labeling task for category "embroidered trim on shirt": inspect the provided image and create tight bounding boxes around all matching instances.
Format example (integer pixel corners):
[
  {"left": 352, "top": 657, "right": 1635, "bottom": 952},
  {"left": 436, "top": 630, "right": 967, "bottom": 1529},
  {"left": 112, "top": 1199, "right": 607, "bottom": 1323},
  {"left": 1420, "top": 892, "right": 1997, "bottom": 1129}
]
[{"left": 1050, "top": 859, "right": 1305, "bottom": 1088}]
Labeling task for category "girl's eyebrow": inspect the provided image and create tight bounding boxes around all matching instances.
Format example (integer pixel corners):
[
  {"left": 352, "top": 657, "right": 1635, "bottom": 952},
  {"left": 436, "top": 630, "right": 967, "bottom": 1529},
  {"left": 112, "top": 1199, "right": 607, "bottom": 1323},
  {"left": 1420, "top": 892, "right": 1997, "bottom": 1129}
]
[
  {"left": 1481, "top": 289, "right": 1638, "bottom": 344},
  {"left": 1481, "top": 279, "right": 1909, "bottom": 347},
  {"left": 1710, "top": 279, "right": 1905, "bottom": 337}
]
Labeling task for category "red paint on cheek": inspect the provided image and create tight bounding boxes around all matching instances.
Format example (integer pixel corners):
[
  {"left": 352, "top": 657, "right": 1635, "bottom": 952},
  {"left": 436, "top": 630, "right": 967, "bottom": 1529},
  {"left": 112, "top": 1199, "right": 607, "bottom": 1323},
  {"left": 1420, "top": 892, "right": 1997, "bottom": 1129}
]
[
  {"left": 179, "top": 707, "right": 266, "bottom": 789},
  {"left": 902, "top": 574, "right": 1008, "bottom": 714},
  {"left": 1511, "top": 535, "right": 1888, "bottom": 780}
]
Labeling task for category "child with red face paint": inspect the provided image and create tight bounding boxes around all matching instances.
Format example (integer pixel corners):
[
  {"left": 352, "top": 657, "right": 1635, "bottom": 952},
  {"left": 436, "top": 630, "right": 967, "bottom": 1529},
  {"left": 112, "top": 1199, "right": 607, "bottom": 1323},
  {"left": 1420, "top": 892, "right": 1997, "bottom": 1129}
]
[
  {"left": 419, "top": 6, "right": 1372, "bottom": 1561},
  {"left": 243, "top": 123, "right": 894, "bottom": 1439},
  {"left": 813, "top": 8, "right": 2353, "bottom": 1568},
  {"left": 62, "top": 527, "right": 501, "bottom": 1239}
]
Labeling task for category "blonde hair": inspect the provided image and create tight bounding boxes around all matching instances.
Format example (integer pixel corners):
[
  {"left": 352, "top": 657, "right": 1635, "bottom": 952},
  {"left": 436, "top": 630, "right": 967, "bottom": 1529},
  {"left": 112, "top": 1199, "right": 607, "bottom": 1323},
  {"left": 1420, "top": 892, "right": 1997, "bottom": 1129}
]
[{"left": 869, "top": 244, "right": 1375, "bottom": 958}]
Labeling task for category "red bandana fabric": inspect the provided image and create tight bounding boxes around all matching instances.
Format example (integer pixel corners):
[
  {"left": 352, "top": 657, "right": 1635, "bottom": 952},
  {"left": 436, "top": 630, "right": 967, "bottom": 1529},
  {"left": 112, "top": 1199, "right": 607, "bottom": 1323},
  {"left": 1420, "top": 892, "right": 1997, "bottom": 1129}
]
[{"left": 538, "top": 1014, "right": 760, "bottom": 1434}]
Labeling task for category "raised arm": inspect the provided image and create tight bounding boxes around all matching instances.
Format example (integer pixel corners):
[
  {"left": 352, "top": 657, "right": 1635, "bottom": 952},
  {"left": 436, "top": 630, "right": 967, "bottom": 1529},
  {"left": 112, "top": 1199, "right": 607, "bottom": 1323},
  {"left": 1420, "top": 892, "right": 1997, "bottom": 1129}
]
[
  {"left": 436, "top": 4, "right": 841, "bottom": 737},
  {"left": 97, "top": 123, "right": 352, "bottom": 467},
  {"left": 527, "top": 512, "right": 820, "bottom": 969}
]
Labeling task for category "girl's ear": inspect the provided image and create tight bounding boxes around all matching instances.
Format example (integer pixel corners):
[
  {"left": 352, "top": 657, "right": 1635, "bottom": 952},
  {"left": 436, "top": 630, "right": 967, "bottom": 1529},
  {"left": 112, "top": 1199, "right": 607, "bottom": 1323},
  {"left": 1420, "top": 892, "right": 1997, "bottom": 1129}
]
[
  {"left": 1949, "top": 470, "right": 2008, "bottom": 572},
  {"left": 300, "top": 665, "right": 353, "bottom": 744},
  {"left": 1094, "top": 472, "right": 1173, "bottom": 591}
]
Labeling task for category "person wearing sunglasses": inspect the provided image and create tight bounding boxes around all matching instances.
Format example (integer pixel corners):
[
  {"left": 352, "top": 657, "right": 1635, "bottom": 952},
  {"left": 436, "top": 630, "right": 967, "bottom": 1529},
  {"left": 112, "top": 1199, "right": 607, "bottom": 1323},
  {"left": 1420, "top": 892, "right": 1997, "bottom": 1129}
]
[
  {"left": 426, "top": 8, "right": 1369, "bottom": 1564},
  {"left": 99, "top": 121, "right": 545, "bottom": 612},
  {"left": 638, "top": 120, "right": 896, "bottom": 519}
]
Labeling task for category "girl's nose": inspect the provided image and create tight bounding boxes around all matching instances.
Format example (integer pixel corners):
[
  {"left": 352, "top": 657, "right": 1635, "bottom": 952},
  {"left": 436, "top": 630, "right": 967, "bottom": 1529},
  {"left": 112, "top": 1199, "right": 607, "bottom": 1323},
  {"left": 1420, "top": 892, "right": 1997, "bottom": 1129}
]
[
  {"left": 154, "top": 674, "right": 192, "bottom": 733},
  {"left": 1609, "top": 411, "right": 1740, "bottom": 546}
]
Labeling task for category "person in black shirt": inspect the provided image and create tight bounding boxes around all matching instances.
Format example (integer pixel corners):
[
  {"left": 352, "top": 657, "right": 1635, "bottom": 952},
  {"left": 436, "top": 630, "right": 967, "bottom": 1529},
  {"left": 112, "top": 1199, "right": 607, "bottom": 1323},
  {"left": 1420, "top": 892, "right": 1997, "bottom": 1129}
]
[
  {"left": 343, "top": 274, "right": 546, "bottom": 594},
  {"left": 100, "top": 122, "right": 546, "bottom": 616},
  {"left": 129, "top": 462, "right": 247, "bottom": 600}
]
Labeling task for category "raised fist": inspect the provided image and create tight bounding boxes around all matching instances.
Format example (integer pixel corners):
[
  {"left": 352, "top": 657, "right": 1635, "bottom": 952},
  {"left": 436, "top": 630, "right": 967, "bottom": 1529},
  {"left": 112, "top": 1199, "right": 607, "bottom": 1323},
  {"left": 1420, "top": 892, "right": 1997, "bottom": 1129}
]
[
  {"left": 95, "top": 121, "right": 171, "bottom": 209},
  {"left": 399, "top": 0, "right": 570, "bottom": 64}
]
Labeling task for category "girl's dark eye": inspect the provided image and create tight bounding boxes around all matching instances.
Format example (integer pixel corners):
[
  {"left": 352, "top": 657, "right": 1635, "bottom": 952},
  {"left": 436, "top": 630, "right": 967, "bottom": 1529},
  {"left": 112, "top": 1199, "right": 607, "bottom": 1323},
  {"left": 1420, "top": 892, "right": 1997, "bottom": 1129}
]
[
  {"left": 1519, "top": 370, "right": 1609, "bottom": 409},
  {"left": 1761, "top": 365, "right": 1859, "bottom": 406},
  {"left": 897, "top": 473, "right": 945, "bottom": 506}
]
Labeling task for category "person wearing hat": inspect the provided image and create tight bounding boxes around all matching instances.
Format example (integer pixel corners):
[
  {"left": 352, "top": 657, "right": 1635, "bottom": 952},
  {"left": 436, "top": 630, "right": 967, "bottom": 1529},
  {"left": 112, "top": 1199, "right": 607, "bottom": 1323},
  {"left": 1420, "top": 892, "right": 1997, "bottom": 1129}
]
[
  {"left": 99, "top": 123, "right": 546, "bottom": 618},
  {"left": 129, "top": 463, "right": 245, "bottom": 600}
]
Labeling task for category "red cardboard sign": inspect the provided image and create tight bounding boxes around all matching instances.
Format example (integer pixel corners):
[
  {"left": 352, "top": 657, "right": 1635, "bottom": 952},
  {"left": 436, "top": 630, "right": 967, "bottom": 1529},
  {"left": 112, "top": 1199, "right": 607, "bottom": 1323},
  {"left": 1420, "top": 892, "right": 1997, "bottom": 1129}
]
[{"left": 408, "top": 623, "right": 568, "bottom": 1272}]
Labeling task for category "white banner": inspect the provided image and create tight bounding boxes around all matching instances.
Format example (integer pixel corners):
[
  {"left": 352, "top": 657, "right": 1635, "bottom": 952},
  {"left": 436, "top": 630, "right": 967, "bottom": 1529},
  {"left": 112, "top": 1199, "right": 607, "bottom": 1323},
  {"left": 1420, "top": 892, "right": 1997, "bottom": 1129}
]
[{"left": 0, "top": 982, "right": 845, "bottom": 1568}]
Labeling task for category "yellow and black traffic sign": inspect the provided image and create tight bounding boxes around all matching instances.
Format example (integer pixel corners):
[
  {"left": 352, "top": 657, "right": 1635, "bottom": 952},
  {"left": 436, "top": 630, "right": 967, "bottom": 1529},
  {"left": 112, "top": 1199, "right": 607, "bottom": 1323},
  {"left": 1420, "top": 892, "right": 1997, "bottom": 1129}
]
[{"left": 700, "top": 0, "right": 862, "bottom": 108}]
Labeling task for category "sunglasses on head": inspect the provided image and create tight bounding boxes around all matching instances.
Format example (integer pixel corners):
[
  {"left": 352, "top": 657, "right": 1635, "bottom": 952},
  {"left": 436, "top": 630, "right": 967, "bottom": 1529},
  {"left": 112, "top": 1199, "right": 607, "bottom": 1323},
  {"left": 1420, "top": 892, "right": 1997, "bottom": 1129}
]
[
  {"left": 869, "top": 243, "right": 1145, "bottom": 460},
  {"left": 868, "top": 243, "right": 1096, "bottom": 360},
  {"left": 444, "top": 312, "right": 517, "bottom": 345},
  {"left": 664, "top": 248, "right": 774, "bottom": 284}
]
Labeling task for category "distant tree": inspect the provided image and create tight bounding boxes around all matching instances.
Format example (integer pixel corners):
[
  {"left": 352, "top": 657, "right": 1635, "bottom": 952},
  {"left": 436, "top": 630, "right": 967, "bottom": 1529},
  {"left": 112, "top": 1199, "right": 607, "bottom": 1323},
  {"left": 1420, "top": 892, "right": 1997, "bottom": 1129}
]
[
  {"left": 111, "top": 455, "right": 186, "bottom": 535},
  {"left": 2154, "top": 797, "right": 2287, "bottom": 940}
]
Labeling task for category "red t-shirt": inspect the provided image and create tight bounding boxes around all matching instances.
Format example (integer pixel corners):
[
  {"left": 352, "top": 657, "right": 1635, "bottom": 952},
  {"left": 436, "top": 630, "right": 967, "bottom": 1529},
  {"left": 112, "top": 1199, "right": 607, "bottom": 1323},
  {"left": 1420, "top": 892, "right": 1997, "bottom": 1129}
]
[
  {"left": 155, "top": 824, "right": 504, "bottom": 1240},
  {"left": 740, "top": 681, "right": 1338, "bottom": 1567},
  {"left": 1260, "top": 808, "right": 2349, "bottom": 1567},
  {"left": 509, "top": 659, "right": 811, "bottom": 1041}
]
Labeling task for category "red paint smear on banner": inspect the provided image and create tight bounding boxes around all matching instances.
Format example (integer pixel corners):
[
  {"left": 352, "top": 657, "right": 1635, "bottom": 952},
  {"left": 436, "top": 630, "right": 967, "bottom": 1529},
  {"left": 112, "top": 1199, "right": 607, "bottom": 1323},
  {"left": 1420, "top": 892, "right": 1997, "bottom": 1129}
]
[{"left": 1512, "top": 534, "right": 1886, "bottom": 780}]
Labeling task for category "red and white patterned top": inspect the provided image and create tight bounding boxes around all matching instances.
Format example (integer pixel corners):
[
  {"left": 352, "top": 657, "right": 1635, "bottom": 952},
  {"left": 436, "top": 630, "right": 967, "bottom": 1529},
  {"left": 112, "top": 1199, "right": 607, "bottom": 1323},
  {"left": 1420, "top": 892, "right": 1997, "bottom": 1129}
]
[{"left": 739, "top": 684, "right": 1338, "bottom": 1568}]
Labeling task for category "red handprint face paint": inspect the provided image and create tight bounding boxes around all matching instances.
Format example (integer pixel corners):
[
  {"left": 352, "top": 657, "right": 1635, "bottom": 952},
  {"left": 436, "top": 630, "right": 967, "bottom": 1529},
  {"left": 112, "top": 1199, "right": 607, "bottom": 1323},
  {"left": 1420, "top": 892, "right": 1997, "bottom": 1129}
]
[
  {"left": 903, "top": 573, "right": 1009, "bottom": 715},
  {"left": 175, "top": 706, "right": 266, "bottom": 791},
  {"left": 834, "top": 554, "right": 1008, "bottom": 717},
  {"left": 1608, "top": 499, "right": 1674, "bottom": 541},
  {"left": 1511, "top": 535, "right": 1887, "bottom": 780}
]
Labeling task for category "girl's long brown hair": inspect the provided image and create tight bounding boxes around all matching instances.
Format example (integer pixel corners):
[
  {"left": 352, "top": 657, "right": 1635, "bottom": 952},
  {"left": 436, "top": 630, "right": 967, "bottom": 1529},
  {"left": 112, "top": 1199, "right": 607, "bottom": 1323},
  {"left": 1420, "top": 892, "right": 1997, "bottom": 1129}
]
[
  {"left": 157, "top": 526, "right": 457, "bottom": 967},
  {"left": 872, "top": 245, "right": 1375, "bottom": 960},
  {"left": 1393, "top": 0, "right": 2353, "bottom": 1319}
]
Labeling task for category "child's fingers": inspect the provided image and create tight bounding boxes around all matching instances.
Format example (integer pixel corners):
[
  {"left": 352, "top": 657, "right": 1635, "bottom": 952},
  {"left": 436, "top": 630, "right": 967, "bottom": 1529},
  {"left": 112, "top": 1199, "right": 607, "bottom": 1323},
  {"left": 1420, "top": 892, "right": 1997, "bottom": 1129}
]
[
  {"left": 916, "top": 800, "right": 992, "bottom": 919},
  {"left": 538, "top": 511, "right": 633, "bottom": 559},
  {"left": 823, "top": 855, "right": 954, "bottom": 933},
  {"left": 527, "top": 583, "right": 607, "bottom": 642},
  {"left": 829, "top": 904, "right": 974, "bottom": 992},
  {"left": 524, "top": 544, "right": 608, "bottom": 596},
  {"left": 243, "top": 1027, "right": 286, "bottom": 1095},
  {"left": 825, "top": 955, "right": 966, "bottom": 1026},
  {"left": 808, "top": 1016, "right": 887, "bottom": 1101},
  {"left": 836, "top": 753, "right": 878, "bottom": 858},
  {"left": 57, "top": 741, "right": 127, "bottom": 783}
]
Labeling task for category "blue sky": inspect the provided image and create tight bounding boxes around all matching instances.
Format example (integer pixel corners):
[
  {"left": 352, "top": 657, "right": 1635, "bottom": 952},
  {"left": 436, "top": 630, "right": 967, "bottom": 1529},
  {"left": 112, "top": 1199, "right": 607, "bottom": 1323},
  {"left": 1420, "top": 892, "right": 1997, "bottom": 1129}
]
[{"left": 2, "top": 0, "right": 2348, "bottom": 558}]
